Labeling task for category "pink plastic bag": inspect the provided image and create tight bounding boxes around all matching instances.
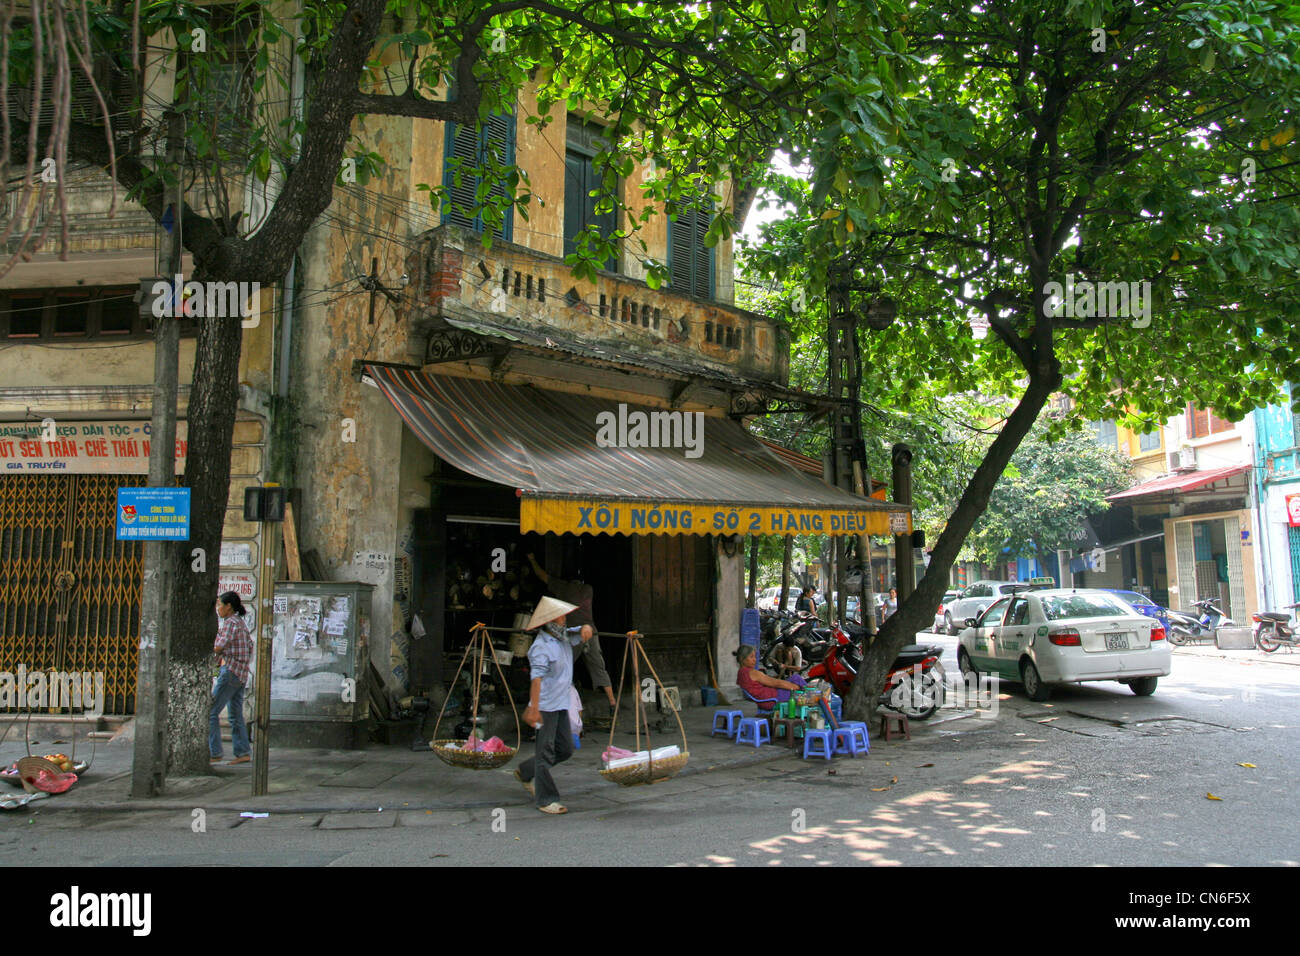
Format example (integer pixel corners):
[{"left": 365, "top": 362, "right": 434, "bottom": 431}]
[
  {"left": 602, "top": 745, "right": 634, "bottom": 763},
  {"left": 481, "top": 736, "right": 510, "bottom": 753},
  {"left": 27, "top": 770, "right": 77, "bottom": 794}
]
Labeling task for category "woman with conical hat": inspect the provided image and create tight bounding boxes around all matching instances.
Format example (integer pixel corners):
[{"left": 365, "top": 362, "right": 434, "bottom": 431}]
[{"left": 514, "top": 595, "right": 594, "bottom": 814}]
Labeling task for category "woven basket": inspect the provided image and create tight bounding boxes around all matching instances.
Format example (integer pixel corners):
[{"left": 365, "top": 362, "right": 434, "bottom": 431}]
[
  {"left": 430, "top": 739, "right": 518, "bottom": 770},
  {"left": 599, "top": 751, "right": 689, "bottom": 787}
]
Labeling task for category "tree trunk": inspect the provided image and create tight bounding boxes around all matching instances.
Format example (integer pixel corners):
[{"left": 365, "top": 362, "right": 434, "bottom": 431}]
[
  {"left": 166, "top": 313, "right": 244, "bottom": 773},
  {"left": 844, "top": 371, "right": 1061, "bottom": 721}
]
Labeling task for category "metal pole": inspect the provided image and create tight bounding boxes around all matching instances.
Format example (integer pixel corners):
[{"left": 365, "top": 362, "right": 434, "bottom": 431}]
[
  {"left": 852, "top": 460, "right": 878, "bottom": 638},
  {"left": 252, "top": 485, "right": 281, "bottom": 797},
  {"left": 892, "top": 443, "right": 914, "bottom": 601},
  {"left": 130, "top": 110, "right": 184, "bottom": 798}
]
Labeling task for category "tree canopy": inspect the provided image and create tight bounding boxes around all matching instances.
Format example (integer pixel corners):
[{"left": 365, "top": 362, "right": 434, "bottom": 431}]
[
  {"left": 966, "top": 416, "right": 1134, "bottom": 568},
  {"left": 8, "top": 0, "right": 1300, "bottom": 747}
]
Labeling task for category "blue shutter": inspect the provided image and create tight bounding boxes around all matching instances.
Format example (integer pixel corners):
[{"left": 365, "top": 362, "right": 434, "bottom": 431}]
[{"left": 441, "top": 109, "right": 515, "bottom": 240}]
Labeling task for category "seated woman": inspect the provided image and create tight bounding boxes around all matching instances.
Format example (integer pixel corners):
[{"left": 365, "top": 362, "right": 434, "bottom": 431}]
[{"left": 735, "top": 644, "right": 806, "bottom": 711}]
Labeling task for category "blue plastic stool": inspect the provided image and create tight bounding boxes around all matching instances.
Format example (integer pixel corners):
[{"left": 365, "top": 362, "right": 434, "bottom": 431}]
[
  {"left": 802, "top": 728, "right": 833, "bottom": 760},
  {"left": 711, "top": 709, "right": 744, "bottom": 738},
  {"left": 833, "top": 724, "right": 869, "bottom": 757},
  {"left": 735, "top": 717, "right": 771, "bottom": 748}
]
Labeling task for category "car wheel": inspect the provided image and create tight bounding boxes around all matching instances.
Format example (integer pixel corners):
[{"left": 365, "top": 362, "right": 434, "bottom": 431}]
[
  {"left": 945, "top": 611, "right": 956, "bottom": 635},
  {"left": 958, "top": 647, "right": 980, "bottom": 681},
  {"left": 1021, "top": 660, "right": 1051, "bottom": 702},
  {"left": 1127, "top": 676, "right": 1158, "bottom": 696}
]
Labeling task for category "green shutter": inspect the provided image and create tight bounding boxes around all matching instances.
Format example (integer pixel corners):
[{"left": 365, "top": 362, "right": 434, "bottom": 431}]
[{"left": 669, "top": 201, "right": 714, "bottom": 299}]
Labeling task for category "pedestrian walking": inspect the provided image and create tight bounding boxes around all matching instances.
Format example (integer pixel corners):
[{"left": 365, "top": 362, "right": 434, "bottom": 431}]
[
  {"left": 211, "top": 590, "right": 253, "bottom": 765},
  {"left": 884, "top": 587, "right": 899, "bottom": 620},
  {"left": 515, "top": 595, "right": 595, "bottom": 814},
  {"left": 527, "top": 552, "right": 617, "bottom": 720}
]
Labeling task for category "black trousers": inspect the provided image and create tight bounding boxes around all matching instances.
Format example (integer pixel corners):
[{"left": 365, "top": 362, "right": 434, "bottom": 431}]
[{"left": 518, "top": 710, "right": 574, "bottom": 806}]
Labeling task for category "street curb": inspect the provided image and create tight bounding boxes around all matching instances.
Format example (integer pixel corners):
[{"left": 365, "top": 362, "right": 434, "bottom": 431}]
[
  {"left": 11, "top": 731, "right": 804, "bottom": 816},
  {"left": 10, "top": 714, "right": 956, "bottom": 816}
]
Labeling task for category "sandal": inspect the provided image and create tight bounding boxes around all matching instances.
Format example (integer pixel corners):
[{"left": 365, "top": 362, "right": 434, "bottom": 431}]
[
  {"left": 228, "top": 755, "right": 251, "bottom": 765},
  {"left": 209, "top": 756, "right": 223, "bottom": 763},
  {"left": 537, "top": 802, "right": 568, "bottom": 815}
]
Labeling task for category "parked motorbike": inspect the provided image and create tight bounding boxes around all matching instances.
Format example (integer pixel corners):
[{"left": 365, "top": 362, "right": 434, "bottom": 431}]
[
  {"left": 760, "top": 609, "right": 823, "bottom": 670},
  {"left": 1168, "top": 598, "right": 1235, "bottom": 645},
  {"left": 1252, "top": 603, "right": 1300, "bottom": 652},
  {"left": 805, "top": 624, "right": 946, "bottom": 720}
]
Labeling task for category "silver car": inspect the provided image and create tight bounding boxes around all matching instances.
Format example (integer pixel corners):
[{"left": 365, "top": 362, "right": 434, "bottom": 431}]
[{"left": 944, "top": 581, "right": 1024, "bottom": 635}]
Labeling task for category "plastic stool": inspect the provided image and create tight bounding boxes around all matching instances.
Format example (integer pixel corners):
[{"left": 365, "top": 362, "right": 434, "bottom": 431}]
[
  {"left": 710, "top": 709, "right": 744, "bottom": 738},
  {"left": 840, "top": 720, "right": 869, "bottom": 743},
  {"left": 735, "top": 717, "right": 771, "bottom": 748},
  {"left": 833, "top": 724, "right": 869, "bottom": 757},
  {"left": 802, "top": 728, "right": 833, "bottom": 760},
  {"left": 879, "top": 712, "right": 911, "bottom": 741}
]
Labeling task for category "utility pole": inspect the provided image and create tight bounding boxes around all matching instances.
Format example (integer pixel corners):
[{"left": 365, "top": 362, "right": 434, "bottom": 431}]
[
  {"left": 131, "top": 109, "right": 184, "bottom": 797},
  {"left": 252, "top": 486, "right": 282, "bottom": 798},
  {"left": 892, "top": 444, "right": 915, "bottom": 601},
  {"left": 826, "top": 272, "right": 867, "bottom": 625},
  {"left": 852, "top": 460, "right": 878, "bottom": 638}
]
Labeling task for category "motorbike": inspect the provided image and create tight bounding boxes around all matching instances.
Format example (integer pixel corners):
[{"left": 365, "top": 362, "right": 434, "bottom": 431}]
[
  {"left": 1252, "top": 602, "right": 1300, "bottom": 652},
  {"left": 805, "top": 623, "right": 946, "bottom": 720},
  {"left": 762, "top": 609, "right": 829, "bottom": 669},
  {"left": 1168, "top": 598, "right": 1235, "bottom": 646}
]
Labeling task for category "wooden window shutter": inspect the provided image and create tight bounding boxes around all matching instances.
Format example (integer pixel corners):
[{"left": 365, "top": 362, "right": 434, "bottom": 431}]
[
  {"left": 1208, "top": 411, "right": 1233, "bottom": 435},
  {"left": 441, "top": 109, "right": 515, "bottom": 239},
  {"left": 1189, "top": 405, "right": 1210, "bottom": 439},
  {"left": 442, "top": 122, "right": 481, "bottom": 230},
  {"left": 669, "top": 201, "right": 714, "bottom": 299}
]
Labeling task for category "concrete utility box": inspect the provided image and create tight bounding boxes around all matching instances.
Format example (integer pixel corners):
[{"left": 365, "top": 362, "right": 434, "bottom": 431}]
[
  {"left": 1214, "top": 626, "right": 1255, "bottom": 650},
  {"left": 269, "top": 581, "right": 374, "bottom": 747}
]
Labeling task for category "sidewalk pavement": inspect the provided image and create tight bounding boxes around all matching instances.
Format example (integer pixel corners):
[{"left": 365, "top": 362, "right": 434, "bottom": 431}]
[
  {"left": 1171, "top": 643, "right": 1300, "bottom": 666},
  {"left": 2, "top": 700, "right": 922, "bottom": 816}
]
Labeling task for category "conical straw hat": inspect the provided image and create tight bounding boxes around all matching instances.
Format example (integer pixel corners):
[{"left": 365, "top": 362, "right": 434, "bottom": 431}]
[{"left": 527, "top": 595, "right": 579, "bottom": 631}]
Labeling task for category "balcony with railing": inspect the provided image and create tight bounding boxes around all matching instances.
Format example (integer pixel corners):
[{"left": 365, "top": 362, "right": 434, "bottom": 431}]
[{"left": 405, "top": 223, "right": 789, "bottom": 388}]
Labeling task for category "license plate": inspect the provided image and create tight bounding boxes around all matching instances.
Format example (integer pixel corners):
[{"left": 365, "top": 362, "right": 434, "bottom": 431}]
[{"left": 1104, "top": 633, "right": 1131, "bottom": 650}]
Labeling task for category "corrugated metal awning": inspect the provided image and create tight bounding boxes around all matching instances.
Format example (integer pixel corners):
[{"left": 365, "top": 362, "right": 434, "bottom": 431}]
[
  {"left": 1106, "top": 465, "right": 1249, "bottom": 501},
  {"left": 364, "top": 364, "right": 909, "bottom": 537}
]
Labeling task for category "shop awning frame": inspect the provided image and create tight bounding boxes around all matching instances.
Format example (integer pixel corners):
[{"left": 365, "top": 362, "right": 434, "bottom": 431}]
[
  {"left": 364, "top": 364, "right": 910, "bottom": 537},
  {"left": 1106, "top": 465, "right": 1250, "bottom": 502}
]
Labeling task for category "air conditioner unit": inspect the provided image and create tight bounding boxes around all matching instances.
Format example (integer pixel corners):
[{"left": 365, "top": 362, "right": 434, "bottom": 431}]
[{"left": 1177, "top": 445, "right": 1197, "bottom": 470}]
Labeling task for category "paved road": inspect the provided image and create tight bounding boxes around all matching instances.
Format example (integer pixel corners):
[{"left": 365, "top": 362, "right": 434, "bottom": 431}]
[{"left": 3, "top": 643, "right": 1297, "bottom": 866}]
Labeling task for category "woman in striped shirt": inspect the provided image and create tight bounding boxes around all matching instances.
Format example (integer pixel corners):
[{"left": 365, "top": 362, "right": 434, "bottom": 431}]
[{"left": 211, "top": 591, "right": 253, "bottom": 765}]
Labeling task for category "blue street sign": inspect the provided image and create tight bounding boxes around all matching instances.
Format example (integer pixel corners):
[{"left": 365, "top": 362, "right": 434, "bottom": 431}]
[{"left": 116, "top": 487, "right": 191, "bottom": 541}]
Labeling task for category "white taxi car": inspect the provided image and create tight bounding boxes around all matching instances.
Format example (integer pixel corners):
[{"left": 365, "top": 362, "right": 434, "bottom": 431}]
[{"left": 956, "top": 588, "right": 1170, "bottom": 701}]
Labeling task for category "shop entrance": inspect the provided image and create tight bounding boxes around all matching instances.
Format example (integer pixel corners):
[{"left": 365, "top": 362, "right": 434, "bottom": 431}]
[
  {"left": 1174, "top": 516, "right": 1245, "bottom": 619},
  {"left": 0, "top": 473, "right": 144, "bottom": 714}
]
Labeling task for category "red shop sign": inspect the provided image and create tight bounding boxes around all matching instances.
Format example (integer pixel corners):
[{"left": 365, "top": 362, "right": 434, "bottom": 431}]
[{"left": 1287, "top": 493, "right": 1300, "bottom": 528}]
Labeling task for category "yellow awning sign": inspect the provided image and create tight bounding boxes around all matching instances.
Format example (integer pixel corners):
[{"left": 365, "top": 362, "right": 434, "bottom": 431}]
[{"left": 520, "top": 497, "right": 911, "bottom": 537}]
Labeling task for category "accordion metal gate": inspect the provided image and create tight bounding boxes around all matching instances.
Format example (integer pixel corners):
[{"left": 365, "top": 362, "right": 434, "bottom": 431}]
[{"left": 0, "top": 473, "right": 145, "bottom": 714}]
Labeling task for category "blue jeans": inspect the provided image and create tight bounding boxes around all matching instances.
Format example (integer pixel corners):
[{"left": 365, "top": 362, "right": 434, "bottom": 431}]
[{"left": 210, "top": 666, "right": 250, "bottom": 759}]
